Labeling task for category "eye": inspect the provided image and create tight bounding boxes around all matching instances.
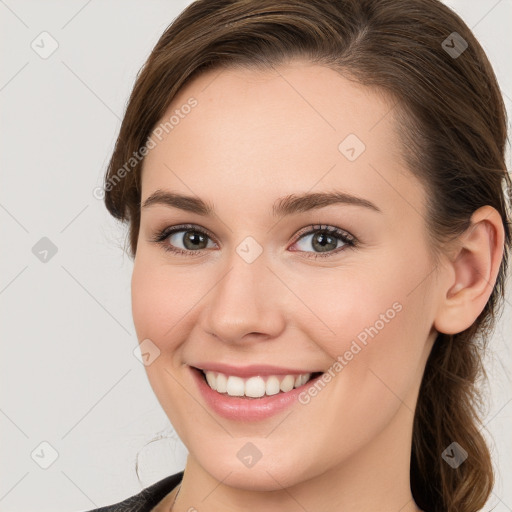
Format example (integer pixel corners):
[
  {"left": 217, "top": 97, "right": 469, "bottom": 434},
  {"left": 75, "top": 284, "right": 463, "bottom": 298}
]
[
  {"left": 151, "top": 223, "right": 357, "bottom": 258},
  {"left": 151, "top": 224, "right": 217, "bottom": 256},
  {"left": 290, "top": 224, "right": 356, "bottom": 259}
]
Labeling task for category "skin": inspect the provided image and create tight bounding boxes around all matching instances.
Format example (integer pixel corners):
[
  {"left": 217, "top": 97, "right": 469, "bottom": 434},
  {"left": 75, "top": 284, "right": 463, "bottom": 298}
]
[{"left": 131, "top": 60, "right": 504, "bottom": 512}]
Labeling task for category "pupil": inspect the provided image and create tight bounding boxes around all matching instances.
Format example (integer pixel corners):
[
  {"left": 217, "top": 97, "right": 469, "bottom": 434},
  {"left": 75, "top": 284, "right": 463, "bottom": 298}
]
[
  {"left": 314, "top": 232, "right": 335, "bottom": 252},
  {"left": 185, "top": 231, "right": 206, "bottom": 249}
]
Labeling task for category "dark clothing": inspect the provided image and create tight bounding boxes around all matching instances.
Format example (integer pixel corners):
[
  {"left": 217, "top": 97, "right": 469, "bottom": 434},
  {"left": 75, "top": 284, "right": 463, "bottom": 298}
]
[{"left": 81, "top": 471, "right": 184, "bottom": 512}]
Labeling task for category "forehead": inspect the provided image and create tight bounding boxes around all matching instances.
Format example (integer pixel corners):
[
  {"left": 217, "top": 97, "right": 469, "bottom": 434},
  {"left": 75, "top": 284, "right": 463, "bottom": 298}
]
[{"left": 140, "top": 61, "right": 423, "bottom": 221}]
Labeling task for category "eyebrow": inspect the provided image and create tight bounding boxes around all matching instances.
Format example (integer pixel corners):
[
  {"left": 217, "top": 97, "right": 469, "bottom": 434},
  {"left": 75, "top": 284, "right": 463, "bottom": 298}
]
[{"left": 141, "top": 189, "right": 382, "bottom": 217}]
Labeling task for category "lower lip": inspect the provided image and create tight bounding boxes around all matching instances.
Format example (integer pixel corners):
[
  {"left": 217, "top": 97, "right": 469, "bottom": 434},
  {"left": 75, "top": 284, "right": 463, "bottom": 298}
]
[{"left": 190, "top": 367, "right": 323, "bottom": 421}]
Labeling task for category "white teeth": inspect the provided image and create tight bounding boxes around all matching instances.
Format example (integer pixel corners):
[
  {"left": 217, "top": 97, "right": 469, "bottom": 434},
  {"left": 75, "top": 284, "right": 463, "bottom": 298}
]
[
  {"left": 245, "top": 376, "right": 266, "bottom": 398},
  {"left": 205, "top": 372, "right": 217, "bottom": 390},
  {"left": 280, "top": 374, "right": 295, "bottom": 392},
  {"left": 216, "top": 373, "right": 227, "bottom": 393},
  {"left": 226, "top": 375, "right": 245, "bottom": 396},
  {"left": 203, "top": 370, "right": 314, "bottom": 397},
  {"left": 265, "top": 376, "right": 281, "bottom": 396}
]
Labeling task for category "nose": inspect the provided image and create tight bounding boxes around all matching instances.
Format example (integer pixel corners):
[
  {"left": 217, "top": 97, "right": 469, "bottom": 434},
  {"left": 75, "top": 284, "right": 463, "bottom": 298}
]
[{"left": 199, "top": 250, "right": 285, "bottom": 345}]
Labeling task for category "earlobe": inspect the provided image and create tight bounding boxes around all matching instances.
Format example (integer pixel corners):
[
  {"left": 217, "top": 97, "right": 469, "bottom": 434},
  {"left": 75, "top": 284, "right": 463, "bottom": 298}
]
[{"left": 433, "top": 205, "right": 505, "bottom": 335}]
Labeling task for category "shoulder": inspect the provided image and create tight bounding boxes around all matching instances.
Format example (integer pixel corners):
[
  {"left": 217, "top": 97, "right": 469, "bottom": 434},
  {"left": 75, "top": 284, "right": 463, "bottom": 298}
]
[{"left": 77, "top": 471, "right": 184, "bottom": 512}]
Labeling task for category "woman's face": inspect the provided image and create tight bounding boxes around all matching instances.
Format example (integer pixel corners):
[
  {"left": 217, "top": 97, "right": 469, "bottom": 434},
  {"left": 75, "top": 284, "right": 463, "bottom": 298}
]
[{"left": 131, "top": 61, "right": 440, "bottom": 490}]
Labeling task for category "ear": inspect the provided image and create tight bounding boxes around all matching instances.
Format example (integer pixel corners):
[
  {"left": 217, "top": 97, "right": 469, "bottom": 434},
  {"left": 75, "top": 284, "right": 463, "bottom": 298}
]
[{"left": 433, "top": 205, "right": 505, "bottom": 335}]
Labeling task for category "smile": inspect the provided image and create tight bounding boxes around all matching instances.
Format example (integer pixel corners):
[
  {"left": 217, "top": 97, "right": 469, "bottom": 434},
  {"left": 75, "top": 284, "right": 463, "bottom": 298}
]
[
  {"left": 189, "top": 364, "right": 325, "bottom": 421},
  {"left": 201, "top": 370, "right": 321, "bottom": 398}
]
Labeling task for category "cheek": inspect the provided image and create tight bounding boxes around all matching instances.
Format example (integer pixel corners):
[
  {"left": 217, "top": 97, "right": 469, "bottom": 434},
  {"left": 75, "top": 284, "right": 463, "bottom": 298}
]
[
  {"left": 131, "top": 260, "right": 164, "bottom": 342},
  {"left": 301, "top": 242, "right": 432, "bottom": 352},
  {"left": 131, "top": 253, "right": 200, "bottom": 343},
  {"left": 130, "top": 255, "right": 202, "bottom": 427},
  {"left": 293, "top": 249, "right": 434, "bottom": 400},
  {"left": 284, "top": 265, "right": 433, "bottom": 463},
  {"left": 281, "top": 262, "right": 406, "bottom": 359}
]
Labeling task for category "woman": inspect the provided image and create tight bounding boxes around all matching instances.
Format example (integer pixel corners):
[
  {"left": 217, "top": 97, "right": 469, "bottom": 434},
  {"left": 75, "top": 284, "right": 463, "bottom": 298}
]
[{"left": 85, "top": 0, "right": 511, "bottom": 511}]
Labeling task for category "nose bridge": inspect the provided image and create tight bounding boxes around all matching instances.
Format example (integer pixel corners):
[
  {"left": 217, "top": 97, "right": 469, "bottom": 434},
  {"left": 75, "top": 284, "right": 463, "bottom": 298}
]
[{"left": 201, "top": 242, "right": 283, "bottom": 343}]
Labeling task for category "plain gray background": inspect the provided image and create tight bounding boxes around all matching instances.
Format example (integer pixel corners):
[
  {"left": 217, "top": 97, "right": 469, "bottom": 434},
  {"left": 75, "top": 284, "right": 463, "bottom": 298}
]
[{"left": 1, "top": 1, "right": 511, "bottom": 510}]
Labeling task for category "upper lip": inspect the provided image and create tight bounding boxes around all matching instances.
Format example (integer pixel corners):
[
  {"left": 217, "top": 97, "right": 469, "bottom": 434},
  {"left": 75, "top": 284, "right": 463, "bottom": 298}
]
[{"left": 192, "top": 362, "right": 322, "bottom": 378}]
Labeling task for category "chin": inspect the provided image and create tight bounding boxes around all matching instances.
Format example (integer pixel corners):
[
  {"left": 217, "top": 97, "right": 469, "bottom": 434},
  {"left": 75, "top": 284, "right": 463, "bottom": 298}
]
[{"left": 196, "top": 446, "right": 312, "bottom": 492}]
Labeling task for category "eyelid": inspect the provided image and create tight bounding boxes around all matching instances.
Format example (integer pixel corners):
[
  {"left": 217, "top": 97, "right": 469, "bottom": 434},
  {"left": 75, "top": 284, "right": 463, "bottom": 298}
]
[
  {"left": 153, "top": 223, "right": 217, "bottom": 242},
  {"left": 292, "top": 223, "right": 356, "bottom": 244},
  {"left": 150, "top": 223, "right": 217, "bottom": 256}
]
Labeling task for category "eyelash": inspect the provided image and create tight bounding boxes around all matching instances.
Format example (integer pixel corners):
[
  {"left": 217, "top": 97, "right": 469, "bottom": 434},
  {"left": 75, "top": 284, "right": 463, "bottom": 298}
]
[{"left": 150, "top": 223, "right": 357, "bottom": 259}]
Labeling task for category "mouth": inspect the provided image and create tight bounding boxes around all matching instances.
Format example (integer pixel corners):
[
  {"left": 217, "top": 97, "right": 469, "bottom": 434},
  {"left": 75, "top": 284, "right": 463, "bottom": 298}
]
[
  {"left": 189, "top": 365, "right": 326, "bottom": 421},
  {"left": 193, "top": 366, "right": 324, "bottom": 399}
]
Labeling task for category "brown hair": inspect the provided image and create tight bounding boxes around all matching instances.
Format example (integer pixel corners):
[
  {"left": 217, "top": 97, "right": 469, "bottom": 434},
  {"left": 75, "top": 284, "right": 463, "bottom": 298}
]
[{"left": 104, "top": 1, "right": 511, "bottom": 510}]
